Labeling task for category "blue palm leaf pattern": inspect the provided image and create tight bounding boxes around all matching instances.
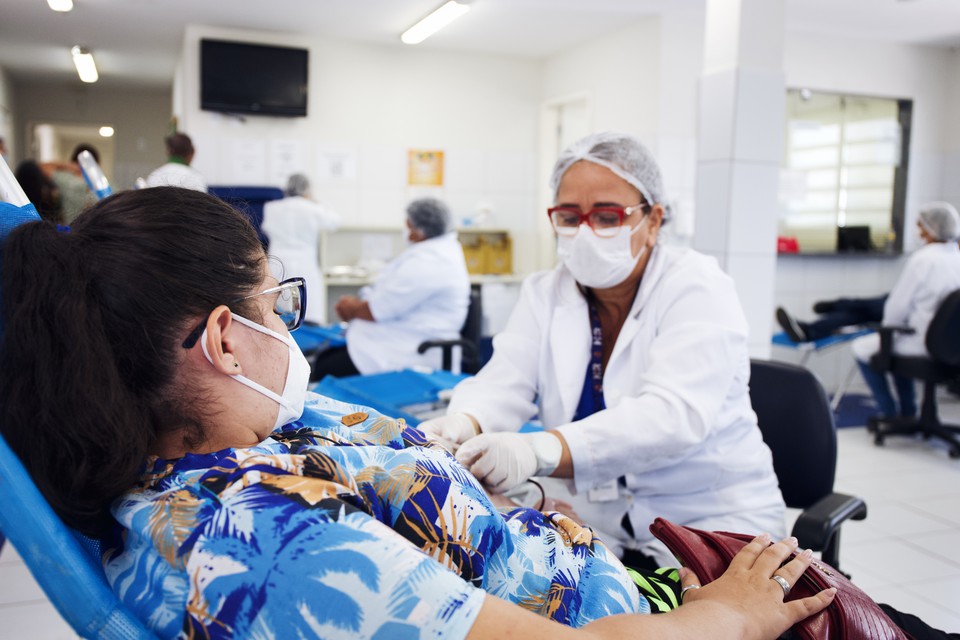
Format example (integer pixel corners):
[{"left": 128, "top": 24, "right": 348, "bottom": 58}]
[{"left": 104, "top": 393, "right": 641, "bottom": 638}]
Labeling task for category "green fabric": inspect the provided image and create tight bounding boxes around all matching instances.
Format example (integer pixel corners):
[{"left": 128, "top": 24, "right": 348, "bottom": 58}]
[{"left": 625, "top": 567, "right": 682, "bottom": 613}]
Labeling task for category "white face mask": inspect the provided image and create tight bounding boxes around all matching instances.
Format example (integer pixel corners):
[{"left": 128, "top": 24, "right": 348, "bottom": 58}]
[
  {"left": 201, "top": 313, "right": 311, "bottom": 430},
  {"left": 556, "top": 219, "right": 649, "bottom": 288}
]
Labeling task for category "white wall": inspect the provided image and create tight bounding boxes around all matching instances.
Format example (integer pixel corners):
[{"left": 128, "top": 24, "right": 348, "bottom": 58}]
[
  {"left": 941, "top": 48, "right": 960, "bottom": 210},
  {"left": 0, "top": 65, "right": 14, "bottom": 164},
  {"left": 175, "top": 25, "right": 544, "bottom": 275}
]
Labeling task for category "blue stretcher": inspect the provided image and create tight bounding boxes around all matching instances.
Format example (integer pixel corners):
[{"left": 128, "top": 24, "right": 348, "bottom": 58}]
[
  {"left": 771, "top": 328, "right": 874, "bottom": 412},
  {"left": 293, "top": 323, "right": 347, "bottom": 352},
  {"left": 314, "top": 368, "right": 469, "bottom": 426}
]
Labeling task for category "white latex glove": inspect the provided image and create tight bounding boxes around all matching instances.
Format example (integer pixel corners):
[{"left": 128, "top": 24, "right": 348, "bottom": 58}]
[
  {"left": 456, "top": 432, "right": 562, "bottom": 494},
  {"left": 417, "top": 413, "right": 479, "bottom": 452}
]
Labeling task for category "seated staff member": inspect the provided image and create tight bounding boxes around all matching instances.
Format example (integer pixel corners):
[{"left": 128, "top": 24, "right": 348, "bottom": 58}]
[
  {"left": 312, "top": 197, "right": 470, "bottom": 379},
  {"left": 851, "top": 201, "right": 960, "bottom": 419},
  {"left": 420, "top": 131, "right": 786, "bottom": 569},
  {"left": 0, "top": 189, "right": 835, "bottom": 640}
]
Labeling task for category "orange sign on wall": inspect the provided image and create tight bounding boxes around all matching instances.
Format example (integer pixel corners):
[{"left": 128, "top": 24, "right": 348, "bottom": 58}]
[{"left": 407, "top": 149, "right": 444, "bottom": 186}]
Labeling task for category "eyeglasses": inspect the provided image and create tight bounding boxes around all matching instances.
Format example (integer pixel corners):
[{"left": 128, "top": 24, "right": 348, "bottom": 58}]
[
  {"left": 181, "top": 277, "right": 307, "bottom": 349},
  {"left": 546, "top": 203, "right": 650, "bottom": 237}
]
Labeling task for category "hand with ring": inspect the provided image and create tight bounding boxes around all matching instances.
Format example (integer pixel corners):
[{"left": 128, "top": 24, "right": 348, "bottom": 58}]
[{"left": 673, "top": 534, "right": 837, "bottom": 640}]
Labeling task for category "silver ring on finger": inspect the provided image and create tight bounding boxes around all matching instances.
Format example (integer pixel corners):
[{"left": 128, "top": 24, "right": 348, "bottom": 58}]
[
  {"left": 771, "top": 574, "right": 791, "bottom": 597},
  {"left": 680, "top": 584, "right": 701, "bottom": 601}
]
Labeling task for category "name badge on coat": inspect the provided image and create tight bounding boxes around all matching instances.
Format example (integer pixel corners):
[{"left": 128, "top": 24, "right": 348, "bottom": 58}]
[{"left": 587, "top": 479, "right": 620, "bottom": 502}]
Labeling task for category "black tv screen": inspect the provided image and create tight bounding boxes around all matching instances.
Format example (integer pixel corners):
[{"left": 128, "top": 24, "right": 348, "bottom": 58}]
[{"left": 200, "top": 39, "right": 308, "bottom": 117}]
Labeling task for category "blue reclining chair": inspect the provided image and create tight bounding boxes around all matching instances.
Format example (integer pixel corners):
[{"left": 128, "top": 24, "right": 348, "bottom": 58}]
[{"left": 0, "top": 201, "right": 158, "bottom": 639}]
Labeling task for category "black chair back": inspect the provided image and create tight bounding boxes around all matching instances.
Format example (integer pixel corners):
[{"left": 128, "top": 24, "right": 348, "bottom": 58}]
[
  {"left": 460, "top": 286, "right": 483, "bottom": 374},
  {"left": 417, "top": 285, "right": 483, "bottom": 373},
  {"left": 748, "top": 359, "right": 837, "bottom": 509},
  {"left": 926, "top": 289, "right": 960, "bottom": 367}
]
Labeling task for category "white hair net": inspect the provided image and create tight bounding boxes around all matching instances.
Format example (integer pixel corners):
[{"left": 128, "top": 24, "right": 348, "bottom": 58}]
[
  {"left": 407, "top": 198, "right": 451, "bottom": 239},
  {"left": 918, "top": 201, "right": 960, "bottom": 241},
  {"left": 549, "top": 131, "right": 671, "bottom": 221},
  {"left": 285, "top": 173, "right": 311, "bottom": 197}
]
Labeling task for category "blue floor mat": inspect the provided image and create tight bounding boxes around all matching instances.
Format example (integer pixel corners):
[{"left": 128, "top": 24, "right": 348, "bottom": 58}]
[{"left": 832, "top": 393, "right": 876, "bottom": 428}]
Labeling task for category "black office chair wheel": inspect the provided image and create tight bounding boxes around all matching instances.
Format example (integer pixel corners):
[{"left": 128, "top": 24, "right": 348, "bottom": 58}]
[{"left": 874, "top": 434, "right": 885, "bottom": 447}]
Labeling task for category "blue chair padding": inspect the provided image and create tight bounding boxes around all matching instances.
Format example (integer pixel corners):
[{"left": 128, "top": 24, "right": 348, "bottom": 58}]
[
  {"left": 315, "top": 369, "right": 469, "bottom": 425},
  {"left": 207, "top": 185, "right": 284, "bottom": 249},
  {"left": 294, "top": 323, "right": 347, "bottom": 352},
  {"left": 0, "top": 435, "right": 158, "bottom": 639},
  {"left": 0, "top": 201, "right": 157, "bottom": 638},
  {"left": 771, "top": 328, "right": 874, "bottom": 350}
]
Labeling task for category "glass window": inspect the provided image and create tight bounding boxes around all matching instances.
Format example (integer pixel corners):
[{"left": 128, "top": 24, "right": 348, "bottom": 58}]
[{"left": 778, "top": 90, "right": 911, "bottom": 254}]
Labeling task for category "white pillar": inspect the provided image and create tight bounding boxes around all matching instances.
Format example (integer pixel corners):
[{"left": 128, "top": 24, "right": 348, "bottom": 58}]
[{"left": 694, "top": 0, "right": 785, "bottom": 358}]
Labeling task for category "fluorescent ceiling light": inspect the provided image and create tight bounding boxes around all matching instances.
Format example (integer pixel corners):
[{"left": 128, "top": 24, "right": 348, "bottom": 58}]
[
  {"left": 71, "top": 46, "right": 98, "bottom": 83},
  {"left": 99, "top": 126, "right": 114, "bottom": 138},
  {"left": 47, "top": 0, "right": 73, "bottom": 12},
  {"left": 401, "top": 1, "right": 471, "bottom": 45}
]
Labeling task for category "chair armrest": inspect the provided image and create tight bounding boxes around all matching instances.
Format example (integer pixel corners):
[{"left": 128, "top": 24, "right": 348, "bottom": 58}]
[
  {"left": 791, "top": 492, "right": 867, "bottom": 570},
  {"left": 872, "top": 325, "right": 915, "bottom": 371},
  {"left": 418, "top": 339, "right": 478, "bottom": 372}
]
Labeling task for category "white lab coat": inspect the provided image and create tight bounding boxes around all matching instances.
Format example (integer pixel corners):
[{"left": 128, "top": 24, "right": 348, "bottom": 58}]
[
  {"left": 346, "top": 232, "right": 470, "bottom": 374},
  {"left": 853, "top": 241, "right": 960, "bottom": 361},
  {"left": 448, "top": 244, "right": 785, "bottom": 563},
  {"left": 262, "top": 196, "right": 341, "bottom": 324},
  {"left": 145, "top": 162, "right": 207, "bottom": 192}
]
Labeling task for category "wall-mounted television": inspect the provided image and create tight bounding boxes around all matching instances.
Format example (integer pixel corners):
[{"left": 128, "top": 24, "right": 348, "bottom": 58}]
[{"left": 200, "top": 39, "right": 308, "bottom": 117}]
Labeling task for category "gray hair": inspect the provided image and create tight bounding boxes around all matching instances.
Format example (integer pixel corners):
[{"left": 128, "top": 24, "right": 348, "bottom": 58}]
[
  {"left": 918, "top": 201, "right": 960, "bottom": 242},
  {"left": 406, "top": 198, "right": 451, "bottom": 239},
  {"left": 549, "top": 131, "right": 671, "bottom": 222},
  {"left": 285, "top": 173, "right": 311, "bottom": 198}
]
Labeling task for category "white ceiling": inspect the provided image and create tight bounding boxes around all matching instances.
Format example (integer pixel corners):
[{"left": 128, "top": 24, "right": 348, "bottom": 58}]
[{"left": 1, "top": 0, "right": 958, "bottom": 88}]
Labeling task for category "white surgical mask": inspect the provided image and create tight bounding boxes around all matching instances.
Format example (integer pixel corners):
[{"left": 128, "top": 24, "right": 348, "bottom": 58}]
[
  {"left": 556, "top": 219, "right": 648, "bottom": 288},
  {"left": 201, "top": 313, "right": 311, "bottom": 430}
]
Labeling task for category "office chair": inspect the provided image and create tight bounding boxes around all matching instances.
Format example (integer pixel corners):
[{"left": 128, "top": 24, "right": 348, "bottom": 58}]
[
  {"left": 749, "top": 359, "right": 868, "bottom": 573},
  {"left": 418, "top": 284, "right": 483, "bottom": 373},
  {"left": 867, "top": 289, "right": 960, "bottom": 458}
]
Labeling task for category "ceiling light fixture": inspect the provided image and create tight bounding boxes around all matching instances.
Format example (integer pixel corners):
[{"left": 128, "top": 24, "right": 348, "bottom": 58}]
[
  {"left": 401, "top": 1, "right": 472, "bottom": 45},
  {"left": 71, "top": 46, "right": 98, "bottom": 83},
  {"left": 99, "top": 126, "right": 114, "bottom": 138},
  {"left": 47, "top": 0, "right": 73, "bottom": 12}
]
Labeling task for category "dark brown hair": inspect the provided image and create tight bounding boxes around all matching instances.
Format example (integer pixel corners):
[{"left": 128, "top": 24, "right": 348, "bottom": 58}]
[{"left": 0, "top": 187, "right": 264, "bottom": 535}]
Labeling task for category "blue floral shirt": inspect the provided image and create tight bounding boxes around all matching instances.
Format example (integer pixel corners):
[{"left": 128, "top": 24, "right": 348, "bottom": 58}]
[{"left": 103, "top": 393, "right": 644, "bottom": 639}]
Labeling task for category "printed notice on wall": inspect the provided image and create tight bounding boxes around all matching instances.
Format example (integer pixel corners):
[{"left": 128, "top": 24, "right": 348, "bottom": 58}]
[
  {"left": 269, "top": 139, "right": 306, "bottom": 187},
  {"left": 407, "top": 149, "right": 444, "bottom": 186}
]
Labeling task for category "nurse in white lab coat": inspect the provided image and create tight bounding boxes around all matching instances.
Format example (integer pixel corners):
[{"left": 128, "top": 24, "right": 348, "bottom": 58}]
[
  {"left": 851, "top": 202, "right": 960, "bottom": 418},
  {"left": 262, "top": 173, "right": 341, "bottom": 324},
  {"left": 311, "top": 197, "right": 470, "bottom": 378},
  {"left": 419, "top": 132, "right": 785, "bottom": 567}
]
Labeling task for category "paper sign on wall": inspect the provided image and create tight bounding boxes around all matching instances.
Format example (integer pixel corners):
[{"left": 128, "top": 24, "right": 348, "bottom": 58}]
[
  {"left": 408, "top": 149, "right": 444, "bottom": 186},
  {"left": 269, "top": 139, "right": 306, "bottom": 187}
]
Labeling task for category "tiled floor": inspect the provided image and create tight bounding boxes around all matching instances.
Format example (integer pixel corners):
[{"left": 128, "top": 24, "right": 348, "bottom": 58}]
[{"left": 2, "top": 396, "right": 959, "bottom": 638}]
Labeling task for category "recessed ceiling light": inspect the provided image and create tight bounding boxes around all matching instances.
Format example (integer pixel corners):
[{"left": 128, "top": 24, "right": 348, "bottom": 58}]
[
  {"left": 99, "top": 126, "right": 114, "bottom": 138},
  {"left": 71, "top": 46, "right": 98, "bottom": 83},
  {"left": 47, "top": 0, "right": 73, "bottom": 12}
]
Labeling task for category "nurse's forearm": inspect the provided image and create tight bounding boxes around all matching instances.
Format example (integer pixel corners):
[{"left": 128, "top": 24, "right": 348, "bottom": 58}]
[{"left": 547, "top": 430, "right": 574, "bottom": 479}]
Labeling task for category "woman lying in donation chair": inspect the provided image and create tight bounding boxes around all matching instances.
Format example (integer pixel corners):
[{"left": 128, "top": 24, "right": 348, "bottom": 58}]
[{"left": 0, "top": 188, "right": 949, "bottom": 640}]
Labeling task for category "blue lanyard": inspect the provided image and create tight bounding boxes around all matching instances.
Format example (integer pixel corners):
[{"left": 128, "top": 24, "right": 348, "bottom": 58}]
[{"left": 573, "top": 300, "right": 606, "bottom": 421}]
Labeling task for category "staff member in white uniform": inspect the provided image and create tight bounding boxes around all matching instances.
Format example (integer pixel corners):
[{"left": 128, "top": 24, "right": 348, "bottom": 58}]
[
  {"left": 419, "top": 132, "right": 785, "bottom": 568},
  {"left": 145, "top": 133, "right": 207, "bottom": 192},
  {"left": 311, "top": 197, "right": 470, "bottom": 379},
  {"left": 262, "top": 173, "right": 340, "bottom": 324},
  {"left": 851, "top": 202, "right": 960, "bottom": 418}
]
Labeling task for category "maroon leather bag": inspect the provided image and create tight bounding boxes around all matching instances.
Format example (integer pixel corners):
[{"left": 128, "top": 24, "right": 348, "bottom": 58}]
[{"left": 649, "top": 518, "right": 908, "bottom": 640}]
